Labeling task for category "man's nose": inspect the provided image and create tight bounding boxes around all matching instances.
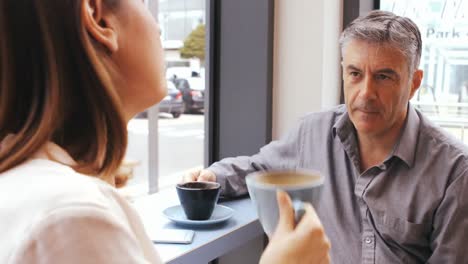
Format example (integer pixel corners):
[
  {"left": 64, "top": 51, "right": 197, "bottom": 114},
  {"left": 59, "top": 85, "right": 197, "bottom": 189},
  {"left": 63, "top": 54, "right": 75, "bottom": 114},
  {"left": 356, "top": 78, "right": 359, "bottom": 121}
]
[{"left": 359, "top": 76, "right": 377, "bottom": 100}]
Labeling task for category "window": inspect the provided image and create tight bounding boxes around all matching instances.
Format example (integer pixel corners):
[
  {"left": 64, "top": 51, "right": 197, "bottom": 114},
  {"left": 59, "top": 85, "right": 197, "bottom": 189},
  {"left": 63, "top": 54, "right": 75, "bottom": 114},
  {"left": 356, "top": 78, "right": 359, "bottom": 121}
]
[
  {"left": 120, "top": 0, "right": 274, "bottom": 197},
  {"left": 121, "top": 0, "right": 207, "bottom": 197},
  {"left": 381, "top": 0, "right": 468, "bottom": 142}
]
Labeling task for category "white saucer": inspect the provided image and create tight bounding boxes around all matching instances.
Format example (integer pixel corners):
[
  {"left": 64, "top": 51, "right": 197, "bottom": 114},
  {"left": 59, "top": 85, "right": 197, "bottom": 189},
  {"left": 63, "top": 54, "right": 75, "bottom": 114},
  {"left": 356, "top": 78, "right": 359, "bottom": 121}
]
[{"left": 163, "top": 205, "right": 234, "bottom": 226}]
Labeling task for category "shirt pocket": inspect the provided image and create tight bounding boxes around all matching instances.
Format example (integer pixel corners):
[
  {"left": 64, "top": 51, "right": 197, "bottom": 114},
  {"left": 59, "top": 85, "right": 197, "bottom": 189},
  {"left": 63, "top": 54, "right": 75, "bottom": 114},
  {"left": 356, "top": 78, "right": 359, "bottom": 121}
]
[{"left": 371, "top": 210, "right": 431, "bottom": 249}]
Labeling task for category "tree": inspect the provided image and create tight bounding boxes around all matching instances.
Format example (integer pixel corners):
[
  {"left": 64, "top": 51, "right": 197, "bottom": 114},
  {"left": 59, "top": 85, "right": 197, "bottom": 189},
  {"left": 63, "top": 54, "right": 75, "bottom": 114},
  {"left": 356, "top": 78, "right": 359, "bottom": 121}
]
[{"left": 180, "top": 24, "right": 205, "bottom": 64}]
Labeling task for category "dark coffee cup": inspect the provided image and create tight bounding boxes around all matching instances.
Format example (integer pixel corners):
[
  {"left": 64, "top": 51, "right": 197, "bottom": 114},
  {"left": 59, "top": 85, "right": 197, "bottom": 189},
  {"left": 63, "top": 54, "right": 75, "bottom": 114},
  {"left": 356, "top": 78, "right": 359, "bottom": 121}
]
[{"left": 176, "top": 181, "right": 221, "bottom": 220}]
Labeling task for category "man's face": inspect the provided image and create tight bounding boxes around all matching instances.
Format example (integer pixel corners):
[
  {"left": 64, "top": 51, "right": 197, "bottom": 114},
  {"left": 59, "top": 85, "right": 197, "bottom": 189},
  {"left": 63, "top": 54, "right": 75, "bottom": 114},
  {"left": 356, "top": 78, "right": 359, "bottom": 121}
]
[{"left": 342, "top": 40, "right": 423, "bottom": 138}]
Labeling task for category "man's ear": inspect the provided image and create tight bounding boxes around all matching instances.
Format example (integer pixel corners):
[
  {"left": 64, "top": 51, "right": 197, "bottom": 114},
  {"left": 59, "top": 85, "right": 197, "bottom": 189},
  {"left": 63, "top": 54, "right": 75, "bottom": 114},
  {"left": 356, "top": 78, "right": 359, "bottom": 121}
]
[
  {"left": 409, "top": 69, "right": 423, "bottom": 99},
  {"left": 81, "top": 0, "right": 118, "bottom": 53}
]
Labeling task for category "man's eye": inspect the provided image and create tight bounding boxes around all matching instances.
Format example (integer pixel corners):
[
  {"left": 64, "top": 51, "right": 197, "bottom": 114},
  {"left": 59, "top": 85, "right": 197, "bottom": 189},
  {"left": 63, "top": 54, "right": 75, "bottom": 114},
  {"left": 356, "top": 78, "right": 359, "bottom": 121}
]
[
  {"left": 376, "top": 74, "right": 390, "bottom": 80},
  {"left": 350, "top": 72, "right": 360, "bottom": 77}
]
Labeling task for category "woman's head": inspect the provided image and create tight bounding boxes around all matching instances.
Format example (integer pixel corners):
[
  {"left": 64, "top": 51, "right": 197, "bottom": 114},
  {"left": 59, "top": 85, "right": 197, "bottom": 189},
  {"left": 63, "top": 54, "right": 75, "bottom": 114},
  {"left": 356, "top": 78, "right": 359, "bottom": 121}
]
[{"left": 0, "top": 0, "right": 166, "bottom": 181}]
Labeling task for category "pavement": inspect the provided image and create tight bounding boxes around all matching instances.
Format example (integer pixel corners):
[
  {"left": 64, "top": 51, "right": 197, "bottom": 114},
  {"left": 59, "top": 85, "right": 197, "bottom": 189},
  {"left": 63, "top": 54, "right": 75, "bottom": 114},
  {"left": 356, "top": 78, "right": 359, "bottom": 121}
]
[{"left": 125, "top": 113, "right": 204, "bottom": 191}]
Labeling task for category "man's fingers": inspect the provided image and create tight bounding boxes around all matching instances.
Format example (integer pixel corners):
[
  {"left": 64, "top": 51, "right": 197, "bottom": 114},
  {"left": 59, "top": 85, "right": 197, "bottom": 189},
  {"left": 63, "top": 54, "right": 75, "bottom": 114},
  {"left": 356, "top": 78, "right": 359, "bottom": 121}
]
[
  {"left": 181, "top": 169, "right": 216, "bottom": 183},
  {"left": 197, "top": 170, "right": 216, "bottom": 182},
  {"left": 187, "top": 174, "right": 198, "bottom": 182},
  {"left": 181, "top": 170, "right": 200, "bottom": 183}
]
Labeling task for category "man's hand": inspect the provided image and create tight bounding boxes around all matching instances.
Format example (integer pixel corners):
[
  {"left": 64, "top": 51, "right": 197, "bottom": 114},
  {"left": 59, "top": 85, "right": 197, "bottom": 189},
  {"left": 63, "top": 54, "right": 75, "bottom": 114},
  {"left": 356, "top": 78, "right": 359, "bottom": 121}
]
[
  {"left": 181, "top": 169, "right": 216, "bottom": 183},
  {"left": 259, "top": 191, "right": 331, "bottom": 264}
]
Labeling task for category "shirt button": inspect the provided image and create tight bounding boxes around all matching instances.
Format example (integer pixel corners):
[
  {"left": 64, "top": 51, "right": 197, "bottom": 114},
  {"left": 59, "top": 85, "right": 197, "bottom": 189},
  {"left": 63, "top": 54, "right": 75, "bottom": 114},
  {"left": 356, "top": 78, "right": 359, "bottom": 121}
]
[{"left": 364, "top": 237, "right": 373, "bottom": 244}]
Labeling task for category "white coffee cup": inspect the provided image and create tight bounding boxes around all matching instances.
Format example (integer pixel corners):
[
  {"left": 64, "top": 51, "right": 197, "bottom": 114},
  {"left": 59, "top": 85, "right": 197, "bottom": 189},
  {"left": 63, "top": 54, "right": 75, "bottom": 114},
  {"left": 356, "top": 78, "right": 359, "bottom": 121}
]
[{"left": 246, "top": 170, "right": 324, "bottom": 237}]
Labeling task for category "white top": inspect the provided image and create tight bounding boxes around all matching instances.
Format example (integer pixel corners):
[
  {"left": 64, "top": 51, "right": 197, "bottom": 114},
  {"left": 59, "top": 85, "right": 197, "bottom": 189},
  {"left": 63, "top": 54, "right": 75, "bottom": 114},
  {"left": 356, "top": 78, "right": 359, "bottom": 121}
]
[{"left": 0, "top": 140, "right": 162, "bottom": 264}]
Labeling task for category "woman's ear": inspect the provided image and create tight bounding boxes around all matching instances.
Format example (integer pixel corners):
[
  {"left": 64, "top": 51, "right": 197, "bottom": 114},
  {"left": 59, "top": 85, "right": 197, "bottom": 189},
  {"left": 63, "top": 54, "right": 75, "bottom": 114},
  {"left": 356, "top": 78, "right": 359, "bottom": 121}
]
[{"left": 81, "top": 0, "right": 119, "bottom": 53}]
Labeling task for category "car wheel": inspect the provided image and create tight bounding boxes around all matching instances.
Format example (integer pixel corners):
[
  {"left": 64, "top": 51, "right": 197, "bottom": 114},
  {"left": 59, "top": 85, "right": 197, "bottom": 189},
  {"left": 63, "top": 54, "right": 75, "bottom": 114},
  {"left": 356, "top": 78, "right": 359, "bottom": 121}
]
[
  {"left": 172, "top": 112, "right": 181, "bottom": 118},
  {"left": 183, "top": 101, "right": 192, "bottom": 114}
]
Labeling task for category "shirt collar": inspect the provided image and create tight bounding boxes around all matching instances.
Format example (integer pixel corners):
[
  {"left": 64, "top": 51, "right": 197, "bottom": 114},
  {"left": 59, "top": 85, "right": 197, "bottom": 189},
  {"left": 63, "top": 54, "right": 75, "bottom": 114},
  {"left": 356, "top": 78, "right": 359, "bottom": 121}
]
[
  {"left": 1, "top": 134, "right": 77, "bottom": 167},
  {"left": 390, "top": 103, "right": 420, "bottom": 168},
  {"left": 332, "top": 110, "right": 362, "bottom": 170},
  {"left": 332, "top": 103, "right": 420, "bottom": 168},
  {"left": 332, "top": 110, "right": 354, "bottom": 140},
  {"left": 31, "top": 141, "right": 78, "bottom": 167}
]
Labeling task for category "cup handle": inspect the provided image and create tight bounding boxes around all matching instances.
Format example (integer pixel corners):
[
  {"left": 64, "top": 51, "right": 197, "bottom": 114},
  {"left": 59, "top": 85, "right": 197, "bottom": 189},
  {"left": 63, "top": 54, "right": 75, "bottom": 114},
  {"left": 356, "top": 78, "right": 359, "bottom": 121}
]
[{"left": 292, "top": 199, "right": 306, "bottom": 224}]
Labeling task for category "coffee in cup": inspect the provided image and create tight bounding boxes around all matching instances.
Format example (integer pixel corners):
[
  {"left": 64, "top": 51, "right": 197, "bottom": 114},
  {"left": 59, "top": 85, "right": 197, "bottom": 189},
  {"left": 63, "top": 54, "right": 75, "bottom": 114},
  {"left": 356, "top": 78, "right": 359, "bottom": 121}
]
[
  {"left": 176, "top": 181, "right": 221, "bottom": 220},
  {"left": 246, "top": 170, "right": 323, "bottom": 236}
]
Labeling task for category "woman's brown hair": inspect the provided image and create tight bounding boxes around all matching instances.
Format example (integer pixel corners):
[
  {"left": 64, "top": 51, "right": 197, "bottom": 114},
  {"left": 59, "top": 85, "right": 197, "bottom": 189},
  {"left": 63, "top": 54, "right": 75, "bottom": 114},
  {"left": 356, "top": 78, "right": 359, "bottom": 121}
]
[{"left": 0, "top": 0, "right": 127, "bottom": 181}]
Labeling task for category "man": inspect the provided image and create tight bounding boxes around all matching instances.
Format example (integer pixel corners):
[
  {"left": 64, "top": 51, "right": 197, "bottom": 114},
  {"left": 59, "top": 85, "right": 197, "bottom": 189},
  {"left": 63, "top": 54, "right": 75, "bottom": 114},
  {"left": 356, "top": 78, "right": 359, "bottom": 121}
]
[{"left": 184, "top": 10, "right": 468, "bottom": 263}]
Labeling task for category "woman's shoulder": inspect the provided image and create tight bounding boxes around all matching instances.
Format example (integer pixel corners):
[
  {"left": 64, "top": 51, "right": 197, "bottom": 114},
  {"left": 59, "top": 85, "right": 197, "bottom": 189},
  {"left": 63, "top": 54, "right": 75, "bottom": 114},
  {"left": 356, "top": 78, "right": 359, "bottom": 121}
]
[
  {"left": 1, "top": 159, "right": 162, "bottom": 264},
  {"left": 0, "top": 158, "right": 125, "bottom": 220}
]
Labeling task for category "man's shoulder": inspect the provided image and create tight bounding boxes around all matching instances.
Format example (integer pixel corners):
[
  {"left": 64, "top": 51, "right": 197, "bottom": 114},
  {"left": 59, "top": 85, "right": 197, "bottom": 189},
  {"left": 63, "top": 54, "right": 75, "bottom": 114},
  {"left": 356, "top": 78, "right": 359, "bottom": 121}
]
[
  {"left": 418, "top": 112, "right": 468, "bottom": 154},
  {"left": 299, "top": 105, "right": 346, "bottom": 127},
  {"left": 416, "top": 112, "right": 468, "bottom": 176}
]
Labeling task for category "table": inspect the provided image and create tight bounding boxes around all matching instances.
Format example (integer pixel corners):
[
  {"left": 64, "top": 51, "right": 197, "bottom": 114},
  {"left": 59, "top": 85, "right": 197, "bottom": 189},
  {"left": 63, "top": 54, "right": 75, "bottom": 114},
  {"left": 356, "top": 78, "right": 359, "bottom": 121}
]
[{"left": 132, "top": 188, "right": 264, "bottom": 264}]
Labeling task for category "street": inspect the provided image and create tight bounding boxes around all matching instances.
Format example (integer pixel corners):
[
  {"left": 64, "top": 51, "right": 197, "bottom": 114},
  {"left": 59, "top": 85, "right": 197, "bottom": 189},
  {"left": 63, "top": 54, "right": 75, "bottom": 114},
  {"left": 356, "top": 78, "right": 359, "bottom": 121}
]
[{"left": 125, "top": 113, "right": 204, "bottom": 189}]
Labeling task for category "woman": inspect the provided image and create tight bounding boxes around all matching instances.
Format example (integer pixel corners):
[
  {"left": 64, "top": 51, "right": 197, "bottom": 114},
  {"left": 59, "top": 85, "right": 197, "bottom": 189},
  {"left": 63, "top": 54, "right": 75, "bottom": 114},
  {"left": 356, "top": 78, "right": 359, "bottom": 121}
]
[{"left": 0, "top": 0, "right": 330, "bottom": 263}]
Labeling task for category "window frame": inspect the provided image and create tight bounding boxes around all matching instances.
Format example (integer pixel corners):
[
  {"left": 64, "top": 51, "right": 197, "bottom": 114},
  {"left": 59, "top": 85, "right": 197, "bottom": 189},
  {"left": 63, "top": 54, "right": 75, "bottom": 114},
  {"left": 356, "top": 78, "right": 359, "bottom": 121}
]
[
  {"left": 205, "top": 0, "right": 275, "bottom": 165},
  {"left": 144, "top": 0, "right": 275, "bottom": 194}
]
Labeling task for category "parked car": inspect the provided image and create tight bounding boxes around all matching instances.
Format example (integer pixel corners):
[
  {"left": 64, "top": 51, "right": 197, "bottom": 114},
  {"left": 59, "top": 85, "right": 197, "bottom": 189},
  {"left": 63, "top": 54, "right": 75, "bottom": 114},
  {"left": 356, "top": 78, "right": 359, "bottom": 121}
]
[
  {"left": 134, "top": 81, "right": 184, "bottom": 119},
  {"left": 159, "top": 81, "right": 184, "bottom": 118},
  {"left": 166, "top": 66, "right": 201, "bottom": 80},
  {"left": 171, "top": 77, "right": 205, "bottom": 113}
]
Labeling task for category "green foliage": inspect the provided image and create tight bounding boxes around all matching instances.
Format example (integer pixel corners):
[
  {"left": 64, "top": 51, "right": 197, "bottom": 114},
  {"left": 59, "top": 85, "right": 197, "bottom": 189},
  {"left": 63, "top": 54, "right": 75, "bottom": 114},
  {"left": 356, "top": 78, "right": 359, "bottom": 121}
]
[{"left": 180, "top": 24, "right": 205, "bottom": 62}]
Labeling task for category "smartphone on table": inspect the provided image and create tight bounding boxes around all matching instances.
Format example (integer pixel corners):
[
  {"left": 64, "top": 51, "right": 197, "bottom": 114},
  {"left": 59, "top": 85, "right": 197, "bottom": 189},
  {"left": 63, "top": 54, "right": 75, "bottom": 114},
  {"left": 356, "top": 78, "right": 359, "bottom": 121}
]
[{"left": 149, "top": 229, "right": 195, "bottom": 244}]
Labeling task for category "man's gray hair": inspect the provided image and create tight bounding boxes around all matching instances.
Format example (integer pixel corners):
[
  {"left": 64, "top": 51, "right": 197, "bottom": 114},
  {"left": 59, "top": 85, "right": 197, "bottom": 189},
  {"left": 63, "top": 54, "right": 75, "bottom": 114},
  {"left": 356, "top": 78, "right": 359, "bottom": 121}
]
[{"left": 339, "top": 10, "right": 422, "bottom": 73}]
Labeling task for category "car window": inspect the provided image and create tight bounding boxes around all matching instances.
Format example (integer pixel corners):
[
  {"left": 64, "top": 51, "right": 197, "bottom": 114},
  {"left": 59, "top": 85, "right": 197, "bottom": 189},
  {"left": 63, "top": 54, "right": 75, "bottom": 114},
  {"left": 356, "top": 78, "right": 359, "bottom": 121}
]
[
  {"left": 167, "top": 81, "right": 177, "bottom": 90},
  {"left": 187, "top": 78, "right": 205, "bottom": 91},
  {"left": 175, "top": 79, "right": 190, "bottom": 90}
]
